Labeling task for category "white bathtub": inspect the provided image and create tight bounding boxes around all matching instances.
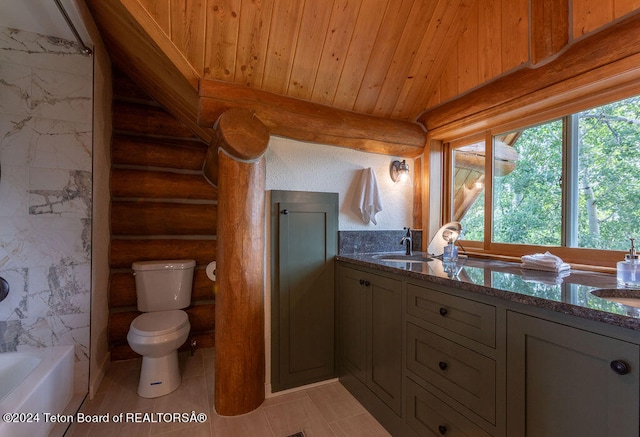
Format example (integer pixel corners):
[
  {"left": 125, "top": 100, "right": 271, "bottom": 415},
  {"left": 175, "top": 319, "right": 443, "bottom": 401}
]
[{"left": 0, "top": 346, "right": 73, "bottom": 437}]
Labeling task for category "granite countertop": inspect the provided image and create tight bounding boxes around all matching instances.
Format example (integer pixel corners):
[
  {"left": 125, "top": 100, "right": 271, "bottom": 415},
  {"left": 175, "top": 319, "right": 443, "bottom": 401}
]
[{"left": 336, "top": 252, "right": 640, "bottom": 332}]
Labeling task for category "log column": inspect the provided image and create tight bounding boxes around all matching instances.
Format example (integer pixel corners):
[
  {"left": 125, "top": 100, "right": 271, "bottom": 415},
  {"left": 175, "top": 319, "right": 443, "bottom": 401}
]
[{"left": 204, "top": 108, "right": 270, "bottom": 416}]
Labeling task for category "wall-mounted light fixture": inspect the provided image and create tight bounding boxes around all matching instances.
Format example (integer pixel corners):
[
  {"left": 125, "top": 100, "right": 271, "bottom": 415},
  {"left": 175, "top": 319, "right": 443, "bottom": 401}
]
[{"left": 390, "top": 160, "right": 409, "bottom": 183}]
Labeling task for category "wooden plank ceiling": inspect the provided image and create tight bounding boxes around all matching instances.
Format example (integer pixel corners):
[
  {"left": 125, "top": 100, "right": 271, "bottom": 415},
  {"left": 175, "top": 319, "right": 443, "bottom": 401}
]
[
  {"left": 87, "top": 0, "right": 475, "bottom": 156},
  {"left": 151, "top": 0, "right": 472, "bottom": 122}
]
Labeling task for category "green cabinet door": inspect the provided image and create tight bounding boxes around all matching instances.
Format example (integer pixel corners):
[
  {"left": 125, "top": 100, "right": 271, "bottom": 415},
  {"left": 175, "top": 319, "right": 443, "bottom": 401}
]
[
  {"left": 270, "top": 191, "right": 338, "bottom": 392},
  {"left": 367, "top": 272, "right": 403, "bottom": 416},
  {"left": 338, "top": 265, "right": 367, "bottom": 384},
  {"left": 507, "top": 311, "right": 640, "bottom": 436},
  {"left": 337, "top": 265, "right": 403, "bottom": 416}
]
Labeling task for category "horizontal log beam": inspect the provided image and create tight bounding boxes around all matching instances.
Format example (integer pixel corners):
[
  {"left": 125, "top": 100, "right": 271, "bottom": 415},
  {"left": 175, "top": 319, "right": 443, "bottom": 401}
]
[
  {"left": 419, "top": 10, "right": 640, "bottom": 134},
  {"left": 112, "top": 135, "right": 208, "bottom": 170},
  {"left": 90, "top": 0, "right": 426, "bottom": 157},
  {"left": 113, "top": 67, "right": 157, "bottom": 102},
  {"left": 111, "top": 201, "right": 216, "bottom": 235},
  {"left": 110, "top": 239, "right": 216, "bottom": 269},
  {"left": 111, "top": 168, "right": 217, "bottom": 200},
  {"left": 113, "top": 101, "right": 197, "bottom": 138},
  {"left": 199, "top": 80, "right": 427, "bottom": 157},
  {"left": 86, "top": 0, "right": 213, "bottom": 143}
]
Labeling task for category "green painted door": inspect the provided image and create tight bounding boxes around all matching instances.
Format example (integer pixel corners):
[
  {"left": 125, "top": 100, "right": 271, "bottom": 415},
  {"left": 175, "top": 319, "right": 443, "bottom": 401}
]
[
  {"left": 367, "top": 273, "right": 403, "bottom": 416},
  {"left": 507, "top": 311, "right": 640, "bottom": 436},
  {"left": 337, "top": 266, "right": 403, "bottom": 415},
  {"left": 338, "top": 266, "right": 367, "bottom": 383},
  {"left": 271, "top": 191, "right": 338, "bottom": 392}
]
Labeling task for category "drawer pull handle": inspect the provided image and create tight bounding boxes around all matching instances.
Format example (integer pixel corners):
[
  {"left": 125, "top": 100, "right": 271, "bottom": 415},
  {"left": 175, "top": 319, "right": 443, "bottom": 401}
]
[
  {"left": 281, "top": 209, "right": 289, "bottom": 214},
  {"left": 611, "top": 360, "right": 630, "bottom": 375},
  {"left": 438, "top": 425, "right": 447, "bottom": 435},
  {"left": 438, "top": 361, "right": 448, "bottom": 371},
  {"left": 439, "top": 307, "right": 448, "bottom": 316}
]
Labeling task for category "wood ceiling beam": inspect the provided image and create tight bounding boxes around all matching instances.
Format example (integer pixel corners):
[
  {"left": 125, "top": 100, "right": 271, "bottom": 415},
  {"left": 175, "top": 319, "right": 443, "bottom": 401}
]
[
  {"left": 87, "top": 0, "right": 426, "bottom": 157},
  {"left": 199, "top": 80, "right": 427, "bottom": 157},
  {"left": 86, "top": 0, "right": 212, "bottom": 143},
  {"left": 418, "top": 10, "right": 640, "bottom": 136}
]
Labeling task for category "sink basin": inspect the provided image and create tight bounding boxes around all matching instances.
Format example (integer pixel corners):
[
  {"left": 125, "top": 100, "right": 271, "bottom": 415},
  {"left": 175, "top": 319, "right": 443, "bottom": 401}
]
[
  {"left": 590, "top": 288, "right": 640, "bottom": 308},
  {"left": 373, "top": 254, "right": 433, "bottom": 263}
]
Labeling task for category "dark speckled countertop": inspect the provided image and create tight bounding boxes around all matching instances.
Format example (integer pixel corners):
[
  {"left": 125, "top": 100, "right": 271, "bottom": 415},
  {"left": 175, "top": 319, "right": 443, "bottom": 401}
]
[{"left": 337, "top": 252, "right": 640, "bottom": 332}]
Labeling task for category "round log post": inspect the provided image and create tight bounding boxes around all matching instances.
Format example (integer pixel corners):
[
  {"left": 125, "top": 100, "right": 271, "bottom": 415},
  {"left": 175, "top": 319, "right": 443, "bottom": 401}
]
[{"left": 206, "top": 109, "right": 270, "bottom": 416}]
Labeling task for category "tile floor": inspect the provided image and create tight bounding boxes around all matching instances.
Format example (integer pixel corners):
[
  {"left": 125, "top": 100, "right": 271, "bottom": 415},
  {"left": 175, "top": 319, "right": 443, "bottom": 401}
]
[{"left": 66, "top": 348, "right": 391, "bottom": 436}]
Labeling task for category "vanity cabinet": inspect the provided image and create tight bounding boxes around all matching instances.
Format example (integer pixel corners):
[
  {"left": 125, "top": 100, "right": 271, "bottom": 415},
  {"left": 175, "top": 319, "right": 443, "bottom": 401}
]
[
  {"left": 336, "top": 259, "right": 640, "bottom": 437},
  {"left": 337, "top": 265, "right": 403, "bottom": 418},
  {"left": 506, "top": 311, "right": 640, "bottom": 436},
  {"left": 405, "top": 282, "right": 499, "bottom": 436}
]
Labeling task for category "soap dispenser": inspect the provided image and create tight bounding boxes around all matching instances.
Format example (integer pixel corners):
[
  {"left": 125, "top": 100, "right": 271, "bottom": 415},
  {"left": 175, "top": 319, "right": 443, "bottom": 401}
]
[
  {"left": 617, "top": 238, "right": 640, "bottom": 288},
  {"left": 443, "top": 238, "right": 458, "bottom": 263}
]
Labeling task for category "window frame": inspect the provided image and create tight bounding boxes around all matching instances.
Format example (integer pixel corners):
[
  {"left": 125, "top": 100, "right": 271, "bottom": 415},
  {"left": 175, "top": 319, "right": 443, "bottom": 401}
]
[
  {"left": 441, "top": 108, "right": 636, "bottom": 271},
  {"left": 422, "top": 24, "right": 640, "bottom": 271}
]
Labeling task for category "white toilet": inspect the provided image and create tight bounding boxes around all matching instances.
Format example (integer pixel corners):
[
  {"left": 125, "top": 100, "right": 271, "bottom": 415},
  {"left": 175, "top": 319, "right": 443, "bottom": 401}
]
[{"left": 126, "top": 259, "right": 195, "bottom": 398}]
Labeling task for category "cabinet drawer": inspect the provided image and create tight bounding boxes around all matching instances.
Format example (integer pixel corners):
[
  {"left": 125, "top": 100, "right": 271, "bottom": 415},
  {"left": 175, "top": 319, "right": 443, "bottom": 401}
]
[
  {"left": 406, "top": 377, "right": 492, "bottom": 437},
  {"left": 407, "top": 323, "right": 496, "bottom": 423},
  {"left": 407, "top": 283, "right": 496, "bottom": 348}
]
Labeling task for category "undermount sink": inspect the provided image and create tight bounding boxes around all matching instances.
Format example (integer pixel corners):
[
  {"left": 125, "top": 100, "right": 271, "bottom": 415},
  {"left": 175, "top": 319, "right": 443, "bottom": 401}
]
[
  {"left": 590, "top": 288, "right": 640, "bottom": 308},
  {"left": 373, "top": 254, "right": 433, "bottom": 263}
]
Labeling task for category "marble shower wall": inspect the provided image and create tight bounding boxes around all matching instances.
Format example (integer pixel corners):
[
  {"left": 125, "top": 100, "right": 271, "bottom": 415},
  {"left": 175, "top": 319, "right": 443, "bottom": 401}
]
[{"left": 0, "top": 27, "right": 92, "bottom": 390}]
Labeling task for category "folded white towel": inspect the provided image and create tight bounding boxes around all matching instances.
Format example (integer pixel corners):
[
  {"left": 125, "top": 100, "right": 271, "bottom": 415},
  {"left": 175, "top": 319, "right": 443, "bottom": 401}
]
[
  {"left": 521, "top": 268, "right": 570, "bottom": 285},
  {"left": 521, "top": 262, "right": 571, "bottom": 273},
  {"left": 521, "top": 251, "right": 570, "bottom": 272},
  {"left": 356, "top": 168, "right": 383, "bottom": 225}
]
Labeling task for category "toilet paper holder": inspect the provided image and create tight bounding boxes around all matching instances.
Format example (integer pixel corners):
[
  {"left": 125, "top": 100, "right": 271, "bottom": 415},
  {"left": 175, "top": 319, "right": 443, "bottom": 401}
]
[{"left": 206, "top": 261, "right": 217, "bottom": 281}]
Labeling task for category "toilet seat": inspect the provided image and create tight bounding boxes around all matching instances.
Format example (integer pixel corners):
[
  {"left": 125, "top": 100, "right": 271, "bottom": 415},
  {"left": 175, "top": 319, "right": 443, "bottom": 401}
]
[{"left": 129, "top": 310, "right": 188, "bottom": 337}]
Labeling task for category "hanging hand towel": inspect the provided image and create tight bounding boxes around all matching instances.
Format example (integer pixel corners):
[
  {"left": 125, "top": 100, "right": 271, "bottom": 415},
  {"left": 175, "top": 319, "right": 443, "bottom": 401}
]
[
  {"left": 356, "top": 167, "right": 383, "bottom": 225},
  {"left": 521, "top": 251, "right": 570, "bottom": 272}
]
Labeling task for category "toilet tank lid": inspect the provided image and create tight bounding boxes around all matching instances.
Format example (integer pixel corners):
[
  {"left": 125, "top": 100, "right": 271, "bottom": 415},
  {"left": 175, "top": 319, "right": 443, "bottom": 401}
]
[{"left": 132, "top": 260, "right": 196, "bottom": 271}]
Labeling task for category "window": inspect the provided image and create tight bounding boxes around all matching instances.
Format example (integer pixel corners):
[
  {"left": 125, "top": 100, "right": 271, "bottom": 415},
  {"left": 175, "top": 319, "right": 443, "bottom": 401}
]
[
  {"left": 452, "top": 142, "right": 485, "bottom": 241},
  {"left": 493, "top": 121, "right": 562, "bottom": 246},
  {"left": 450, "top": 95, "right": 640, "bottom": 255},
  {"left": 574, "top": 97, "right": 640, "bottom": 250}
]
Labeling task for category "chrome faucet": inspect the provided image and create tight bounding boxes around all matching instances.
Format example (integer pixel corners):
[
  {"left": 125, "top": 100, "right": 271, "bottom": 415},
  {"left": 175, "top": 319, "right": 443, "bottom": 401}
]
[{"left": 400, "top": 227, "right": 412, "bottom": 256}]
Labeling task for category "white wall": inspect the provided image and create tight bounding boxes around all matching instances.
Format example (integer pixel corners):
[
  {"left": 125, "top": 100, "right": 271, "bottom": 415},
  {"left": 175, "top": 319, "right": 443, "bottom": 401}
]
[{"left": 265, "top": 136, "right": 414, "bottom": 230}]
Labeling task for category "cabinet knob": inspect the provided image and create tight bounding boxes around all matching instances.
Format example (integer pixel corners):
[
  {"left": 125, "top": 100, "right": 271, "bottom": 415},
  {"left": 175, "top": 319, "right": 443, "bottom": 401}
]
[
  {"left": 438, "top": 361, "right": 448, "bottom": 371},
  {"left": 359, "top": 279, "right": 365, "bottom": 286},
  {"left": 439, "top": 307, "right": 448, "bottom": 316},
  {"left": 364, "top": 280, "right": 370, "bottom": 286},
  {"left": 611, "top": 360, "right": 630, "bottom": 375},
  {"left": 281, "top": 209, "right": 289, "bottom": 214},
  {"left": 438, "top": 425, "right": 447, "bottom": 435}
]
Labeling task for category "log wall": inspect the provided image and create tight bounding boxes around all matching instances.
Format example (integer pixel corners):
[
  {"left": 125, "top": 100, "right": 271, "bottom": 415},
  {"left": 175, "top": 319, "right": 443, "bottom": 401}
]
[{"left": 109, "top": 68, "right": 217, "bottom": 360}]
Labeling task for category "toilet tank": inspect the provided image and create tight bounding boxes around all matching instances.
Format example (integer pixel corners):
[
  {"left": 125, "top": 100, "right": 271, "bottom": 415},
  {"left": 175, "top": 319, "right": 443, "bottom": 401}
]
[{"left": 131, "top": 260, "right": 196, "bottom": 311}]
